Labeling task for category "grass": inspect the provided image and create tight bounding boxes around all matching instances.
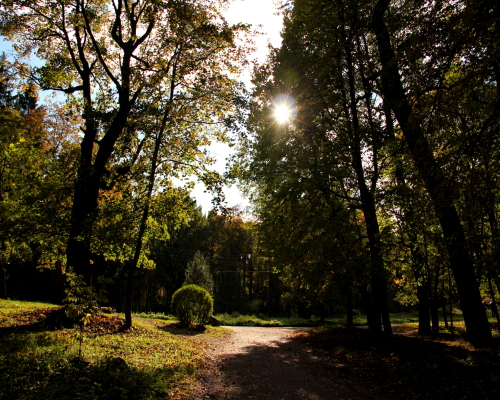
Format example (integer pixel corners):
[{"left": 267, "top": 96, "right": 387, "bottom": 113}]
[
  {"left": 0, "top": 299, "right": 226, "bottom": 400},
  {"left": 214, "top": 311, "right": 370, "bottom": 327},
  {"left": 213, "top": 310, "right": 465, "bottom": 327},
  {"left": 2, "top": 301, "right": 496, "bottom": 399}
]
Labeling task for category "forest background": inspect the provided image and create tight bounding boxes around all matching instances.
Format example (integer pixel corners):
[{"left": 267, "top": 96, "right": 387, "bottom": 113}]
[{"left": 0, "top": 0, "right": 499, "bottom": 346}]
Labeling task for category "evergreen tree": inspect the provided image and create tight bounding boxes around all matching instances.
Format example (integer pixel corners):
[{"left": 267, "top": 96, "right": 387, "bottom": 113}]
[
  {"left": 183, "top": 251, "right": 214, "bottom": 296},
  {"left": 0, "top": 53, "right": 14, "bottom": 109}
]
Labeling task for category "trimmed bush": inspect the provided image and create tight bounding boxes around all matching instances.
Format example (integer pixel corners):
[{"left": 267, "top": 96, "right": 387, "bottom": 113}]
[{"left": 171, "top": 284, "right": 213, "bottom": 326}]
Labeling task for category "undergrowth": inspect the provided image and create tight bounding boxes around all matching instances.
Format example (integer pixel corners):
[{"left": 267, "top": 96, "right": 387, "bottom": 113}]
[{"left": 0, "top": 299, "right": 220, "bottom": 400}]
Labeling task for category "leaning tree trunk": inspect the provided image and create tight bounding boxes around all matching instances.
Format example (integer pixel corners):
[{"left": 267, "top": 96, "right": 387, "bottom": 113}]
[{"left": 372, "top": 0, "right": 491, "bottom": 345}]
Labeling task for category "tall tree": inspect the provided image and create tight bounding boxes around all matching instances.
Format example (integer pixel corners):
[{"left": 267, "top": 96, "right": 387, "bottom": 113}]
[
  {"left": 1, "top": 0, "right": 250, "bottom": 290},
  {"left": 371, "top": 0, "right": 493, "bottom": 344},
  {"left": 239, "top": 0, "right": 394, "bottom": 332}
]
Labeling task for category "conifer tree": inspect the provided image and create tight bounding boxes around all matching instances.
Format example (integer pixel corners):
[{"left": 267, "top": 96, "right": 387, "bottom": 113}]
[{"left": 183, "top": 251, "right": 214, "bottom": 296}]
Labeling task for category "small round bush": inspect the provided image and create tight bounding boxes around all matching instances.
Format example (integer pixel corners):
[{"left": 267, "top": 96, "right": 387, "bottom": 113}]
[{"left": 171, "top": 284, "right": 213, "bottom": 326}]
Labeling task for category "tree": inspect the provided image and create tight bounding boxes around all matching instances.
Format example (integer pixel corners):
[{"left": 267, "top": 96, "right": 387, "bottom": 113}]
[
  {"left": 0, "top": 0, "right": 250, "bottom": 291},
  {"left": 238, "top": 0, "right": 394, "bottom": 332},
  {"left": 0, "top": 95, "right": 80, "bottom": 300},
  {"left": 371, "top": 0, "right": 493, "bottom": 345},
  {"left": 184, "top": 250, "right": 214, "bottom": 296},
  {"left": 171, "top": 284, "right": 213, "bottom": 326}
]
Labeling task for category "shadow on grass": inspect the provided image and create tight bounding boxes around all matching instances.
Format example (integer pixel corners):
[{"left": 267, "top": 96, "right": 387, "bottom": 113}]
[
  {"left": 0, "top": 329, "right": 190, "bottom": 400},
  {"left": 157, "top": 322, "right": 208, "bottom": 336},
  {"left": 293, "top": 327, "right": 500, "bottom": 399},
  {"left": 0, "top": 307, "right": 74, "bottom": 336},
  {"left": 0, "top": 308, "right": 125, "bottom": 340},
  {"left": 0, "top": 351, "right": 173, "bottom": 400}
]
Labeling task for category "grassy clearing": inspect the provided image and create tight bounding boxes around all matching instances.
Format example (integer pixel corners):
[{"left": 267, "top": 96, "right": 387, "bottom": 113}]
[
  {"left": 294, "top": 325, "right": 500, "bottom": 399},
  {"left": 0, "top": 299, "right": 226, "bottom": 400},
  {"left": 213, "top": 310, "right": 465, "bottom": 327},
  {"left": 214, "top": 311, "right": 369, "bottom": 327}
]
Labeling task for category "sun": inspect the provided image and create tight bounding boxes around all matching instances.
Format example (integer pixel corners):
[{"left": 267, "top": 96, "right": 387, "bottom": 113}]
[
  {"left": 272, "top": 96, "right": 295, "bottom": 124},
  {"left": 274, "top": 104, "right": 292, "bottom": 123}
]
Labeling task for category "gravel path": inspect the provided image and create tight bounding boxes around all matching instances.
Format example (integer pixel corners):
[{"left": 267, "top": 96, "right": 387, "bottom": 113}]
[{"left": 188, "top": 326, "right": 373, "bottom": 400}]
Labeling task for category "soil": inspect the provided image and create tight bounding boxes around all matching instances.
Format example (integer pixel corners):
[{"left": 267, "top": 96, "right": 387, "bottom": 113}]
[{"left": 187, "top": 326, "right": 376, "bottom": 400}]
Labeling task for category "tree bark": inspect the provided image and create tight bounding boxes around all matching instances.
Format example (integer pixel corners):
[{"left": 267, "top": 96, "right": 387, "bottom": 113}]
[
  {"left": 487, "top": 273, "right": 500, "bottom": 331},
  {"left": 55, "top": 257, "right": 65, "bottom": 305},
  {"left": 339, "top": 18, "right": 392, "bottom": 334},
  {"left": 359, "top": 284, "right": 377, "bottom": 329},
  {"left": 66, "top": 2, "right": 147, "bottom": 286},
  {"left": 0, "top": 264, "right": 6, "bottom": 299},
  {"left": 372, "top": 0, "right": 491, "bottom": 345},
  {"left": 430, "top": 298, "right": 439, "bottom": 338},
  {"left": 416, "top": 282, "right": 432, "bottom": 335},
  {"left": 346, "top": 286, "right": 354, "bottom": 327}
]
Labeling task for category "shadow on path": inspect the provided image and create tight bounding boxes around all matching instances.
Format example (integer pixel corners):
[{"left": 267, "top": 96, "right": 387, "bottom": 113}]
[{"left": 191, "top": 327, "right": 374, "bottom": 400}]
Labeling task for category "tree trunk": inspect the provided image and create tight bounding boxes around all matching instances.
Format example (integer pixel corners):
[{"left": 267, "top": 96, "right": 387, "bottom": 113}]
[
  {"left": 55, "top": 257, "right": 65, "bottom": 305},
  {"left": 359, "top": 284, "right": 377, "bottom": 330},
  {"left": 416, "top": 283, "right": 432, "bottom": 335},
  {"left": 66, "top": 166, "right": 99, "bottom": 284},
  {"left": 0, "top": 240, "right": 7, "bottom": 299},
  {"left": 66, "top": 30, "right": 135, "bottom": 285},
  {"left": 0, "top": 264, "right": 6, "bottom": 299},
  {"left": 430, "top": 299, "right": 439, "bottom": 338},
  {"left": 123, "top": 67, "right": 178, "bottom": 329},
  {"left": 431, "top": 266, "right": 441, "bottom": 337},
  {"left": 487, "top": 273, "right": 500, "bottom": 332},
  {"left": 372, "top": 0, "right": 492, "bottom": 345},
  {"left": 339, "top": 16, "right": 391, "bottom": 334},
  {"left": 442, "top": 298, "right": 448, "bottom": 329},
  {"left": 346, "top": 286, "right": 354, "bottom": 327}
]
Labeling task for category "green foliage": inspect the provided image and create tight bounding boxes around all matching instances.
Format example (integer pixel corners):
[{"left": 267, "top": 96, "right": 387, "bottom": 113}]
[
  {"left": 183, "top": 251, "right": 214, "bottom": 296},
  {"left": 64, "top": 271, "right": 109, "bottom": 326},
  {"left": 0, "top": 300, "right": 209, "bottom": 400},
  {"left": 64, "top": 270, "right": 111, "bottom": 357},
  {"left": 171, "top": 284, "right": 213, "bottom": 326}
]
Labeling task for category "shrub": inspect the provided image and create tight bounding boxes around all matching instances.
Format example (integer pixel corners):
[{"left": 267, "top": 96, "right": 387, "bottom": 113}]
[{"left": 171, "top": 285, "right": 213, "bottom": 326}]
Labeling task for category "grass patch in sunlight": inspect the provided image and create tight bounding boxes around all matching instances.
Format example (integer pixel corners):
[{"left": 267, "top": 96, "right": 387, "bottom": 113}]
[
  {"left": 133, "top": 311, "right": 177, "bottom": 322},
  {"left": 214, "top": 311, "right": 430, "bottom": 327},
  {"left": 0, "top": 300, "right": 220, "bottom": 400},
  {"left": 0, "top": 299, "right": 60, "bottom": 328}
]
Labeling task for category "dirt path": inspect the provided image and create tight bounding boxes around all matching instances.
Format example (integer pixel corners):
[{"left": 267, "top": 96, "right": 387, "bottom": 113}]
[{"left": 188, "top": 326, "right": 374, "bottom": 400}]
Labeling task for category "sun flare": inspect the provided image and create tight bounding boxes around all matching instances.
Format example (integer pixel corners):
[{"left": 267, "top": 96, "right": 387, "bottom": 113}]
[
  {"left": 272, "top": 96, "right": 295, "bottom": 124},
  {"left": 274, "top": 105, "right": 292, "bottom": 123}
]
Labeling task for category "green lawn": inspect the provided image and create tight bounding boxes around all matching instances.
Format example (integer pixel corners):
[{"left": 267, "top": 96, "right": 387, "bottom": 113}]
[
  {"left": 213, "top": 310, "right": 465, "bottom": 327},
  {"left": 0, "top": 299, "right": 225, "bottom": 400}
]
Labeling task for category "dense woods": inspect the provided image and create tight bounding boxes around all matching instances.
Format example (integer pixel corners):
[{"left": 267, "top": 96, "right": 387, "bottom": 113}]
[
  {"left": 237, "top": 0, "right": 499, "bottom": 345},
  {"left": 0, "top": 0, "right": 499, "bottom": 347}
]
